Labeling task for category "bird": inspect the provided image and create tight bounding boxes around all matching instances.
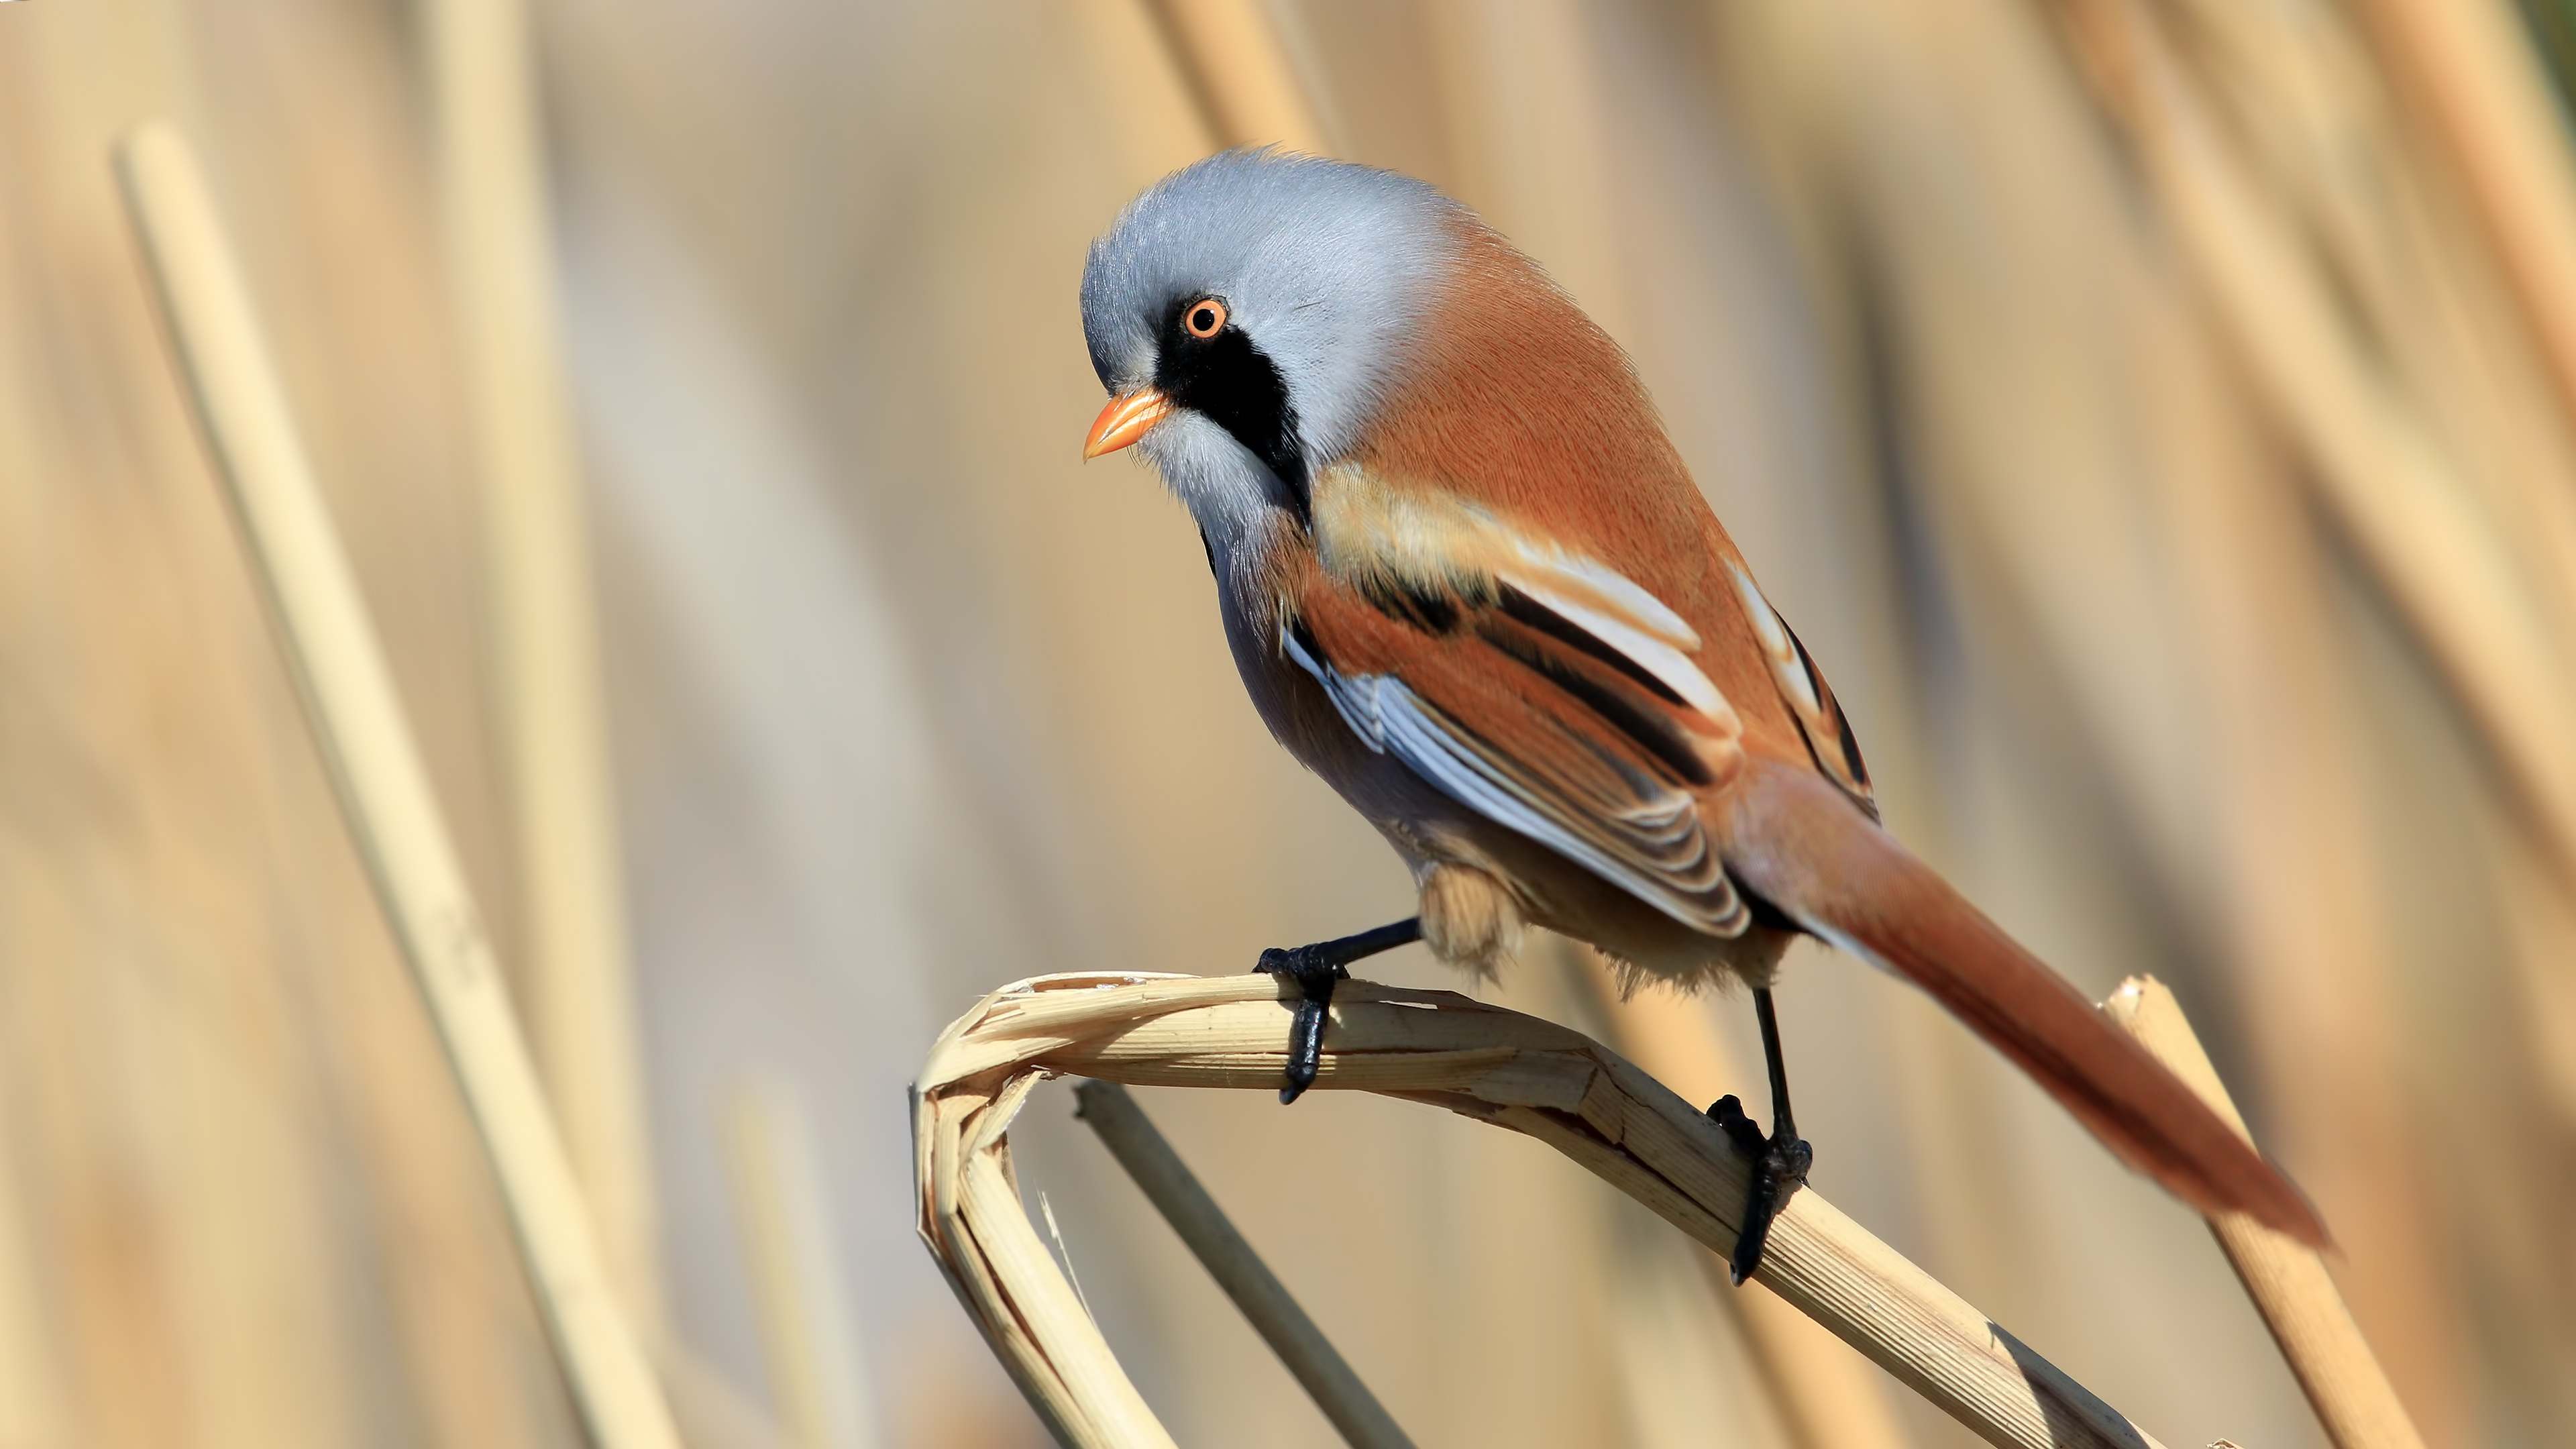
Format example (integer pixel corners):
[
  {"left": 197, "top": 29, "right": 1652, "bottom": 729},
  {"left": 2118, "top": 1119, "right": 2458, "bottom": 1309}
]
[{"left": 1077, "top": 148, "right": 2324, "bottom": 1279}]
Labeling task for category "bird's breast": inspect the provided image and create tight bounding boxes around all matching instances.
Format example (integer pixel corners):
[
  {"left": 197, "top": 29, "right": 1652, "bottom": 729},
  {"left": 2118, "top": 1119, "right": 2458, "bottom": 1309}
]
[{"left": 1213, "top": 517, "right": 1407, "bottom": 796}]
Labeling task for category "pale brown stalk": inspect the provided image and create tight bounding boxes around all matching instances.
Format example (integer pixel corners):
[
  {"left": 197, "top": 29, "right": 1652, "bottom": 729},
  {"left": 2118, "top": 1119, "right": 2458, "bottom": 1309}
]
[
  {"left": 1073, "top": 1081, "right": 1416, "bottom": 1449},
  {"left": 725, "top": 1081, "right": 879, "bottom": 1449},
  {"left": 426, "top": 0, "right": 662, "bottom": 1332},
  {"left": 1570, "top": 952, "right": 1914, "bottom": 1449},
  {"left": 2344, "top": 0, "right": 2576, "bottom": 433},
  {"left": 2050, "top": 0, "right": 2576, "bottom": 880},
  {"left": 916, "top": 971, "right": 2183, "bottom": 1449},
  {"left": 116, "top": 123, "right": 681, "bottom": 1449},
  {"left": 2104, "top": 978, "right": 2427, "bottom": 1449},
  {"left": 1134, "top": 0, "right": 1336, "bottom": 153}
]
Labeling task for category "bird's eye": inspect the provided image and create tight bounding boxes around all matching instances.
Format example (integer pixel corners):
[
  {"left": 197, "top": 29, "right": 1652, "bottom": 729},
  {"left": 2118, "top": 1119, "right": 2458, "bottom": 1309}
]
[{"left": 1183, "top": 298, "right": 1228, "bottom": 339}]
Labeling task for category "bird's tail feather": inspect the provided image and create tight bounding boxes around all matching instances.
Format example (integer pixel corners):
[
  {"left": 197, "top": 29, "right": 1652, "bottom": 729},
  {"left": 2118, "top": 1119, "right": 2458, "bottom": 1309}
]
[{"left": 1729, "top": 760, "right": 2328, "bottom": 1246}]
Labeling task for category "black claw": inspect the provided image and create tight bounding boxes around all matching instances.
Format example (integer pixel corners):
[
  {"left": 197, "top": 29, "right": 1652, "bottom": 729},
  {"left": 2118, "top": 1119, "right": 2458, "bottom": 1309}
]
[
  {"left": 1709, "top": 1093, "right": 1813, "bottom": 1284},
  {"left": 1713, "top": 987, "right": 1815, "bottom": 1284},
  {"left": 1252, "top": 918, "right": 1422, "bottom": 1104},
  {"left": 1255, "top": 947, "right": 1348, "bottom": 1104},
  {"left": 1734, "top": 1130, "right": 1813, "bottom": 1285},
  {"left": 1709, "top": 1093, "right": 1767, "bottom": 1157}
]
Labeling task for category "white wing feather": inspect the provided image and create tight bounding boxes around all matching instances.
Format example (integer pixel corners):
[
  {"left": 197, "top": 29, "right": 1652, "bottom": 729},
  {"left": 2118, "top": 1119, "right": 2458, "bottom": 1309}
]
[{"left": 1283, "top": 619, "right": 1743, "bottom": 935}]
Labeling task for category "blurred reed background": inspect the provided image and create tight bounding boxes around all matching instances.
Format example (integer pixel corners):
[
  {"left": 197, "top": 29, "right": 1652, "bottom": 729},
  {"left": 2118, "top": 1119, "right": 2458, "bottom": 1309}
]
[{"left": 3, "top": 0, "right": 2574, "bottom": 1446}]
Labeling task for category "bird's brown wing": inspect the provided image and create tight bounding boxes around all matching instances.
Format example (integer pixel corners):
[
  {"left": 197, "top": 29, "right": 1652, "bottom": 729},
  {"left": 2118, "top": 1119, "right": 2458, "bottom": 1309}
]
[
  {"left": 1281, "top": 549, "right": 1751, "bottom": 938},
  {"left": 1285, "top": 499, "right": 2330, "bottom": 1246}
]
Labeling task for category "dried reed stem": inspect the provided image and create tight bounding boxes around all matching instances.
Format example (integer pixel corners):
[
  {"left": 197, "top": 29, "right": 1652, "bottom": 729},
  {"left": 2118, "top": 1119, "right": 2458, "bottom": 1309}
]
[
  {"left": 1570, "top": 954, "right": 1913, "bottom": 1449},
  {"left": 2104, "top": 979, "right": 2426, "bottom": 1449},
  {"left": 916, "top": 971, "right": 2172, "bottom": 1449},
  {"left": 2346, "top": 0, "right": 2576, "bottom": 433},
  {"left": 2053, "top": 0, "right": 2576, "bottom": 879},
  {"left": 426, "top": 0, "right": 661, "bottom": 1331},
  {"left": 115, "top": 123, "right": 682, "bottom": 1449},
  {"left": 1073, "top": 1081, "right": 1417, "bottom": 1449},
  {"left": 724, "top": 1081, "right": 879, "bottom": 1449},
  {"left": 1136, "top": 0, "right": 1335, "bottom": 152}
]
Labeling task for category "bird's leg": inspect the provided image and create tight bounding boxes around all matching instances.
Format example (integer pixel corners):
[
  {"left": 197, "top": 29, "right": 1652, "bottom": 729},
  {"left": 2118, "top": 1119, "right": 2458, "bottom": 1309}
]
[
  {"left": 1707, "top": 986, "right": 1814, "bottom": 1284},
  {"left": 1254, "top": 918, "right": 1421, "bottom": 1105}
]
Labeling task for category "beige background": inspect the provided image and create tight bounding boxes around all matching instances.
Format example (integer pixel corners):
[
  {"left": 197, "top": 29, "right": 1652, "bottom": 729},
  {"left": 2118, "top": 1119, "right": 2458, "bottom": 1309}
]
[{"left": 2, "top": 0, "right": 2572, "bottom": 1445}]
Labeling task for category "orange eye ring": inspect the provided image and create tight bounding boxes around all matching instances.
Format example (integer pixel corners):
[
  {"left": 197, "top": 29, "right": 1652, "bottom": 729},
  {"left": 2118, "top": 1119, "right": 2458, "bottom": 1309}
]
[{"left": 1183, "top": 297, "right": 1228, "bottom": 338}]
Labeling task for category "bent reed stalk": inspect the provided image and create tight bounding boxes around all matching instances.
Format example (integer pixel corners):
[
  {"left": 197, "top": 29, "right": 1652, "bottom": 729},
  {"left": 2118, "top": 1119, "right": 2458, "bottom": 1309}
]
[{"left": 915, "top": 970, "right": 2188, "bottom": 1449}]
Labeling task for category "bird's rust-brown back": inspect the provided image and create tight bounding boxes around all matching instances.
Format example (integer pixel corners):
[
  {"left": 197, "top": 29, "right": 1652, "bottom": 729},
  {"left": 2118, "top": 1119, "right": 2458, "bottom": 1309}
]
[{"left": 1347, "top": 222, "right": 1814, "bottom": 773}]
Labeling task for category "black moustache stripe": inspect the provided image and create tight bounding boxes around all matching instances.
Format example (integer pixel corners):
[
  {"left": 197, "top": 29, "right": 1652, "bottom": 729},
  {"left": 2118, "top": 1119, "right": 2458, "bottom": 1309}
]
[{"left": 1154, "top": 298, "right": 1309, "bottom": 524}]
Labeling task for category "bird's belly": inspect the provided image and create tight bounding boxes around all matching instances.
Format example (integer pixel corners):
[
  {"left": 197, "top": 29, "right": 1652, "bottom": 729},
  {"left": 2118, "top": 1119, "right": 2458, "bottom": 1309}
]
[{"left": 1444, "top": 820, "right": 1795, "bottom": 991}]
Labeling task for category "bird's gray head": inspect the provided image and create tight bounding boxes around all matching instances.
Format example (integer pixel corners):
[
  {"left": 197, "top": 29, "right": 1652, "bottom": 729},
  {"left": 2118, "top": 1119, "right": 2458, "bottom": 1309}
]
[{"left": 1079, "top": 150, "right": 1465, "bottom": 539}]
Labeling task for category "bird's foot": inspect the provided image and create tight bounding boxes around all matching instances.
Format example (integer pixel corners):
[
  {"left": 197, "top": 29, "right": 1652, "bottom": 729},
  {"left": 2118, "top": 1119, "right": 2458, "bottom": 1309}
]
[
  {"left": 1251, "top": 918, "right": 1421, "bottom": 1106},
  {"left": 1254, "top": 945, "right": 1348, "bottom": 1105},
  {"left": 1709, "top": 1093, "right": 1813, "bottom": 1284}
]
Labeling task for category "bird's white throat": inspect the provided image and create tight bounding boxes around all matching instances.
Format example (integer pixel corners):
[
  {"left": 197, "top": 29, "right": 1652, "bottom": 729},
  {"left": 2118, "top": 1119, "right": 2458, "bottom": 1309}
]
[{"left": 1137, "top": 409, "right": 1298, "bottom": 557}]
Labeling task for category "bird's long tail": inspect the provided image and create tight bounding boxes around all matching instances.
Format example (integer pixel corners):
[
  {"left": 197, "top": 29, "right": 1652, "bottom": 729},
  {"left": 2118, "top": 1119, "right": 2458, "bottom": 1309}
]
[{"left": 1728, "top": 759, "right": 2328, "bottom": 1246}]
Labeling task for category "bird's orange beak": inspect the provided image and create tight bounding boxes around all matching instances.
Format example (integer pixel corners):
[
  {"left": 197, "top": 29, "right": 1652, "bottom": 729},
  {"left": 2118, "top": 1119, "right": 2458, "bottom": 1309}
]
[{"left": 1083, "top": 388, "right": 1173, "bottom": 459}]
